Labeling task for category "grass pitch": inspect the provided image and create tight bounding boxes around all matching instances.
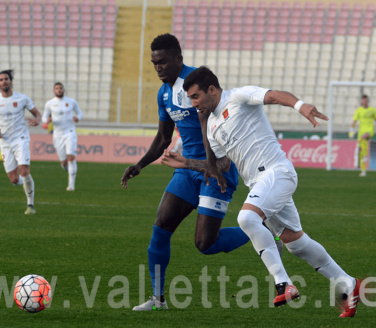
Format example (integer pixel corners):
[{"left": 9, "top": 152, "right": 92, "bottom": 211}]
[{"left": 0, "top": 161, "right": 375, "bottom": 327}]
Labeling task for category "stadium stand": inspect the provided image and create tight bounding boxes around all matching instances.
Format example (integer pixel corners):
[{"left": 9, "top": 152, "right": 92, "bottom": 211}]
[
  {"left": 109, "top": 5, "right": 172, "bottom": 124},
  {"left": 0, "top": 0, "right": 116, "bottom": 120},
  {"left": 0, "top": 0, "right": 375, "bottom": 132},
  {"left": 173, "top": 1, "right": 376, "bottom": 131}
]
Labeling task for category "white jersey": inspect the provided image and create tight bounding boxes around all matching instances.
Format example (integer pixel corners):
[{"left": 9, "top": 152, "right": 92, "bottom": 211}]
[
  {"left": 43, "top": 96, "right": 83, "bottom": 135},
  {"left": 207, "top": 86, "right": 287, "bottom": 187},
  {"left": 0, "top": 92, "right": 35, "bottom": 147}
]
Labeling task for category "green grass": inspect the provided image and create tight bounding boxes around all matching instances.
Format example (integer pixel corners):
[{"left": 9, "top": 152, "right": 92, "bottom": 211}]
[{"left": 0, "top": 161, "right": 375, "bottom": 327}]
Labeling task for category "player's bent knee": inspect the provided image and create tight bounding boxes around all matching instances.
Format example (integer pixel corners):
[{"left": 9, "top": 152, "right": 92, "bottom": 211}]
[
  {"left": 237, "top": 210, "right": 263, "bottom": 239},
  {"left": 19, "top": 166, "right": 30, "bottom": 177},
  {"left": 280, "top": 229, "right": 303, "bottom": 244},
  {"left": 9, "top": 175, "right": 19, "bottom": 184},
  {"left": 195, "top": 237, "right": 216, "bottom": 253}
]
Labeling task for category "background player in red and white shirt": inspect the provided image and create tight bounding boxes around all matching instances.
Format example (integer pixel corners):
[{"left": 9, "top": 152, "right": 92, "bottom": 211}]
[
  {"left": 0, "top": 70, "right": 42, "bottom": 214},
  {"left": 171, "top": 125, "right": 182, "bottom": 153},
  {"left": 42, "top": 83, "right": 83, "bottom": 191},
  {"left": 162, "top": 66, "right": 361, "bottom": 317}
]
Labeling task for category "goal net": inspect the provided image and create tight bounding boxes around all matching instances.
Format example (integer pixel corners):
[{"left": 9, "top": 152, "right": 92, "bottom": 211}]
[{"left": 326, "top": 81, "right": 376, "bottom": 171}]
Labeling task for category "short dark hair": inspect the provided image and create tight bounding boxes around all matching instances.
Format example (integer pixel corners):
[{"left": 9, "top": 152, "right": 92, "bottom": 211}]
[
  {"left": 362, "top": 94, "right": 368, "bottom": 99},
  {"left": 0, "top": 69, "right": 14, "bottom": 81},
  {"left": 151, "top": 33, "right": 182, "bottom": 57},
  {"left": 54, "top": 82, "right": 64, "bottom": 88},
  {"left": 183, "top": 66, "right": 221, "bottom": 93}
]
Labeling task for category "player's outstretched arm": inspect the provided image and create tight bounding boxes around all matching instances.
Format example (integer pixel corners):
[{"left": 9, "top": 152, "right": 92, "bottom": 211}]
[
  {"left": 161, "top": 149, "right": 231, "bottom": 189},
  {"left": 121, "top": 119, "right": 175, "bottom": 189},
  {"left": 28, "top": 108, "right": 42, "bottom": 126},
  {"left": 264, "top": 90, "right": 329, "bottom": 127},
  {"left": 198, "top": 112, "right": 227, "bottom": 193}
]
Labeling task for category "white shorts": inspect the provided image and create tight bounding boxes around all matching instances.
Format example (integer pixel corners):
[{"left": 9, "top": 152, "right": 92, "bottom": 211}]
[
  {"left": 244, "top": 159, "right": 302, "bottom": 237},
  {"left": 53, "top": 131, "right": 77, "bottom": 161},
  {"left": 1, "top": 140, "right": 31, "bottom": 173}
]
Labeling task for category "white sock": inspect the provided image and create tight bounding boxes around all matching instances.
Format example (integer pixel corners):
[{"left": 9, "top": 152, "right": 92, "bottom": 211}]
[
  {"left": 285, "top": 233, "right": 355, "bottom": 293},
  {"left": 23, "top": 174, "right": 34, "bottom": 206},
  {"left": 68, "top": 160, "right": 77, "bottom": 188},
  {"left": 238, "top": 210, "right": 290, "bottom": 285},
  {"left": 13, "top": 175, "right": 23, "bottom": 186}
]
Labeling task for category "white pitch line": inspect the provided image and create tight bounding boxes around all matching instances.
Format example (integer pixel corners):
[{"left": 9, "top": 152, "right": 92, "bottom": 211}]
[
  {"left": 0, "top": 200, "right": 374, "bottom": 217},
  {"left": 0, "top": 200, "right": 139, "bottom": 208},
  {"left": 300, "top": 212, "right": 376, "bottom": 218}
]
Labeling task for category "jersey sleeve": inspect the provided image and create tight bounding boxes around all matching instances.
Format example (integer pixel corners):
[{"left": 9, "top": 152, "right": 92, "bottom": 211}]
[
  {"left": 42, "top": 101, "right": 51, "bottom": 123},
  {"left": 353, "top": 107, "right": 361, "bottom": 120},
  {"left": 73, "top": 99, "right": 83, "bottom": 120},
  {"left": 24, "top": 96, "right": 35, "bottom": 111},
  {"left": 232, "top": 86, "right": 271, "bottom": 106},
  {"left": 157, "top": 88, "right": 172, "bottom": 122}
]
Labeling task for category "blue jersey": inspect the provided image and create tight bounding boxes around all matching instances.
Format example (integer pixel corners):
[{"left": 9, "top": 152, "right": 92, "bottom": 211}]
[
  {"left": 157, "top": 64, "right": 239, "bottom": 194},
  {"left": 158, "top": 64, "right": 206, "bottom": 160}
]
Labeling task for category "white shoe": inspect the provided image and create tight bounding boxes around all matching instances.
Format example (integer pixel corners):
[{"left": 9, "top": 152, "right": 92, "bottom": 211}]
[
  {"left": 132, "top": 296, "right": 168, "bottom": 311},
  {"left": 25, "top": 205, "right": 36, "bottom": 215},
  {"left": 61, "top": 163, "right": 68, "bottom": 171},
  {"left": 359, "top": 171, "right": 366, "bottom": 177},
  {"left": 66, "top": 186, "right": 75, "bottom": 191}
]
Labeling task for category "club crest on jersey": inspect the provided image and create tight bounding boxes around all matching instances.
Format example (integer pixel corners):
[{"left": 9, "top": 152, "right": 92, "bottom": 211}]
[
  {"left": 66, "top": 103, "right": 69, "bottom": 107},
  {"left": 177, "top": 90, "right": 183, "bottom": 106},
  {"left": 13, "top": 102, "right": 17, "bottom": 107},
  {"left": 222, "top": 108, "right": 229, "bottom": 120}
]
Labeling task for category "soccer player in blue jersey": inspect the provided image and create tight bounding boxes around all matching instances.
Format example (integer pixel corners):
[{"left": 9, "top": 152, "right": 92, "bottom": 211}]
[{"left": 121, "top": 34, "right": 252, "bottom": 311}]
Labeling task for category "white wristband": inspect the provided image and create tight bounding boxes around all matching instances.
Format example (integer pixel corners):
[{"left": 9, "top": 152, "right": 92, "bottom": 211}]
[{"left": 294, "top": 100, "right": 305, "bottom": 112}]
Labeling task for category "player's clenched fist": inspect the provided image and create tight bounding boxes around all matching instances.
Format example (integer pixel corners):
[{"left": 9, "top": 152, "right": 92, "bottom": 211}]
[
  {"left": 121, "top": 165, "right": 141, "bottom": 189},
  {"left": 161, "top": 149, "right": 186, "bottom": 169}
]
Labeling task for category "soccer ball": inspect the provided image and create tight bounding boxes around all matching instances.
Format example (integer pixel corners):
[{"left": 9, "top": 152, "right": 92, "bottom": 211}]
[{"left": 14, "top": 274, "right": 52, "bottom": 313}]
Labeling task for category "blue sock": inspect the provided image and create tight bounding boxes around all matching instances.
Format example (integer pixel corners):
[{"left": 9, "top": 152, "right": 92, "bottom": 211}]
[
  {"left": 202, "top": 227, "right": 249, "bottom": 255},
  {"left": 148, "top": 225, "right": 173, "bottom": 296}
]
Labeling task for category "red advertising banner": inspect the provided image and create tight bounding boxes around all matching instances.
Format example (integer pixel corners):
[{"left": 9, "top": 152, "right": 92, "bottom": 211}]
[
  {"left": 30, "top": 134, "right": 178, "bottom": 164},
  {"left": 30, "top": 135, "right": 358, "bottom": 169},
  {"left": 279, "top": 140, "right": 358, "bottom": 169}
]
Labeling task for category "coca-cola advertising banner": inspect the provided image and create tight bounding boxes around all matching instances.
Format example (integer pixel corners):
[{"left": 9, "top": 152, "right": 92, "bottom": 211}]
[
  {"left": 29, "top": 135, "right": 358, "bottom": 169},
  {"left": 280, "top": 140, "right": 358, "bottom": 168}
]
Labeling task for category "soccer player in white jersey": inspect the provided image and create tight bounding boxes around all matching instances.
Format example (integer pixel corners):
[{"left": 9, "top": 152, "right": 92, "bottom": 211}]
[
  {"left": 0, "top": 70, "right": 42, "bottom": 214},
  {"left": 42, "top": 83, "right": 83, "bottom": 191},
  {"left": 161, "top": 66, "right": 361, "bottom": 318}
]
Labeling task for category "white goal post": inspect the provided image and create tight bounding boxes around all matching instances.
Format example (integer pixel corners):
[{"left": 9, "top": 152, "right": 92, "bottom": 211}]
[{"left": 326, "top": 81, "right": 376, "bottom": 171}]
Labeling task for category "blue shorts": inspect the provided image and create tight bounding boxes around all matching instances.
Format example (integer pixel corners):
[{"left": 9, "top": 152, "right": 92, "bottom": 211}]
[{"left": 165, "top": 162, "right": 239, "bottom": 219}]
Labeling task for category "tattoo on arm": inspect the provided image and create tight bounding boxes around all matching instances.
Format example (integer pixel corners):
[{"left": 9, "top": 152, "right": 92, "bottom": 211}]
[
  {"left": 186, "top": 158, "right": 207, "bottom": 173},
  {"left": 185, "top": 156, "right": 231, "bottom": 173},
  {"left": 216, "top": 157, "right": 231, "bottom": 173}
]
